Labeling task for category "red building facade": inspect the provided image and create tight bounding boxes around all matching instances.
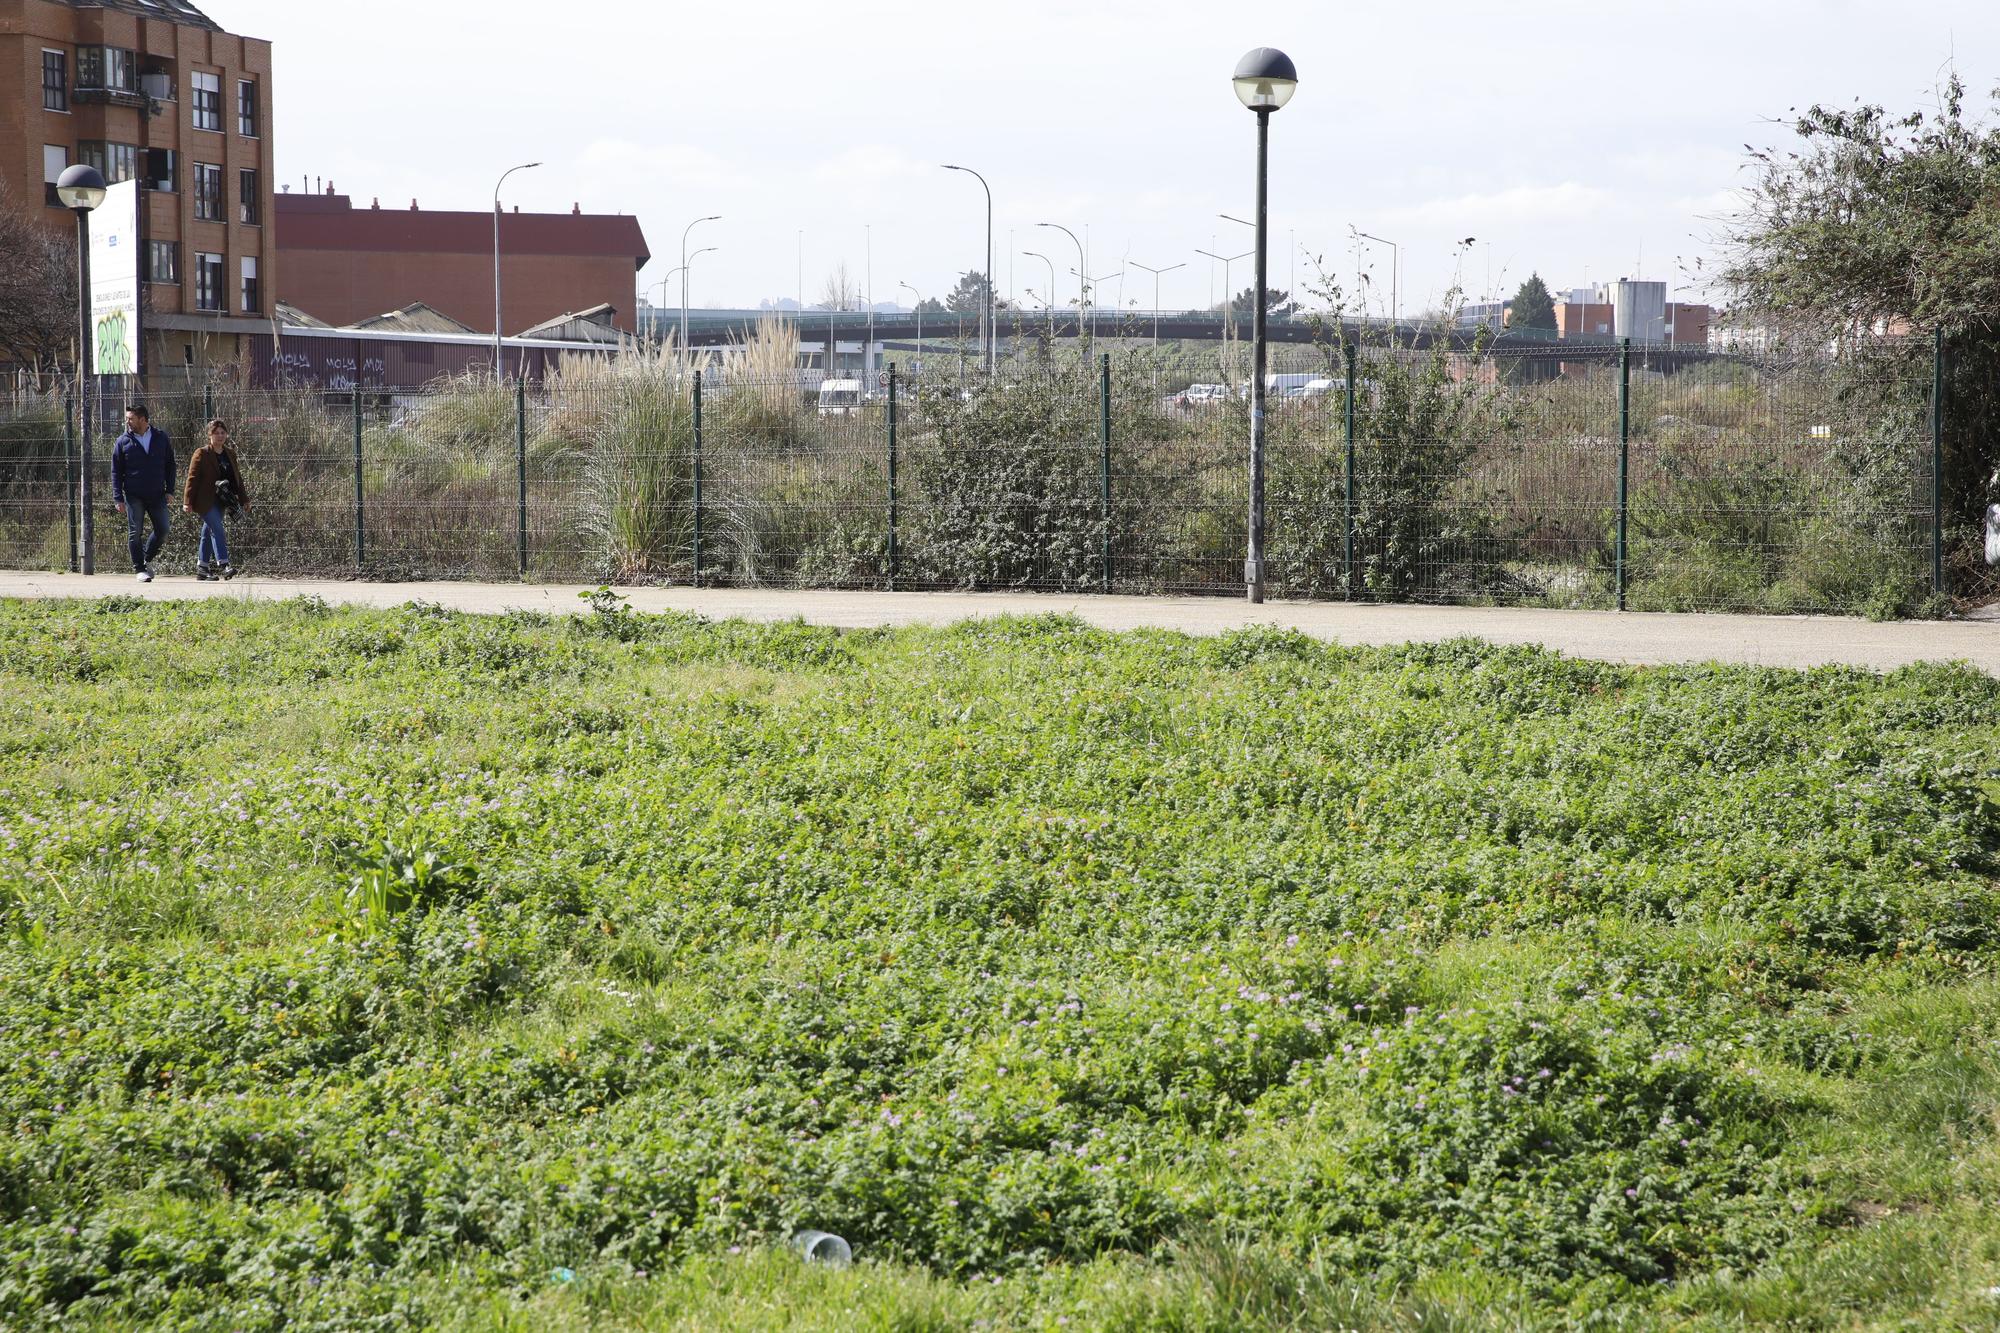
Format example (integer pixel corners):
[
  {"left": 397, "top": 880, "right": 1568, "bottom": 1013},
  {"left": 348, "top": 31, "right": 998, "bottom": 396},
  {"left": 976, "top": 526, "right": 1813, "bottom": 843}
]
[{"left": 276, "top": 191, "right": 650, "bottom": 336}]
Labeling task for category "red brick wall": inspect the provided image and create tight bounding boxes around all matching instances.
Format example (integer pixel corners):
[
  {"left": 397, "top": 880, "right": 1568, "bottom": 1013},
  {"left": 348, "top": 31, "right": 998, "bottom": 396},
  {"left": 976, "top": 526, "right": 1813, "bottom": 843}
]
[{"left": 278, "top": 244, "right": 641, "bottom": 335}]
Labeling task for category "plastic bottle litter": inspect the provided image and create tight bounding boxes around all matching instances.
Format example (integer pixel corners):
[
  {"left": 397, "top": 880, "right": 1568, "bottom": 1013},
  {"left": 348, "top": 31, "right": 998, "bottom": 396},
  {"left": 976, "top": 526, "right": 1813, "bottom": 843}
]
[
  {"left": 793, "top": 1230, "right": 852, "bottom": 1267},
  {"left": 550, "top": 1267, "right": 576, "bottom": 1284}
]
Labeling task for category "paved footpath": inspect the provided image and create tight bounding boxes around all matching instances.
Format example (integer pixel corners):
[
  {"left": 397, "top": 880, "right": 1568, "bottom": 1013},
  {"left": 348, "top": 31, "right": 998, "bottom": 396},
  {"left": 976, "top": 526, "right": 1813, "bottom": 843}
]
[{"left": 4, "top": 570, "right": 1997, "bottom": 675}]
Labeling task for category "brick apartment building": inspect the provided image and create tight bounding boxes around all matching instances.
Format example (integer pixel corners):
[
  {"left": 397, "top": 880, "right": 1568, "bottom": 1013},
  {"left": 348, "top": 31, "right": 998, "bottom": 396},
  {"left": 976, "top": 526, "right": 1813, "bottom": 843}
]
[
  {"left": 276, "top": 190, "right": 652, "bottom": 337},
  {"left": 1, "top": 0, "right": 277, "bottom": 380}
]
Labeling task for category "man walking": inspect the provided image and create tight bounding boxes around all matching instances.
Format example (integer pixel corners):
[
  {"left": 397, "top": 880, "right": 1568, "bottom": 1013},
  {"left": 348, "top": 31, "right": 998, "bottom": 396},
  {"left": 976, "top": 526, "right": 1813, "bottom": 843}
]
[{"left": 111, "top": 404, "right": 175, "bottom": 583}]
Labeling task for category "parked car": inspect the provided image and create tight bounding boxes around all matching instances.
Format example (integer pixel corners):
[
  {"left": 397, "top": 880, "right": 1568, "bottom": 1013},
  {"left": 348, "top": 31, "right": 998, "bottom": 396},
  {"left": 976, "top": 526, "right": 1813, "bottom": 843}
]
[{"left": 817, "top": 379, "right": 865, "bottom": 415}]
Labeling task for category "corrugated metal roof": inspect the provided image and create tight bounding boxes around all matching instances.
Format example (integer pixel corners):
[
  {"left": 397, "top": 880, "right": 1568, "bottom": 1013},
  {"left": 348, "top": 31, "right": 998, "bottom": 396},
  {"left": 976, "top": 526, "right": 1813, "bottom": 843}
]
[
  {"left": 60, "top": 0, "right": 223, "bottom": 32},
  {"left": 352, "top": 302, "right": 478, "bottom": 335},
  {"left": 276, "top": 194, "right": 651, "bottom": 269}
]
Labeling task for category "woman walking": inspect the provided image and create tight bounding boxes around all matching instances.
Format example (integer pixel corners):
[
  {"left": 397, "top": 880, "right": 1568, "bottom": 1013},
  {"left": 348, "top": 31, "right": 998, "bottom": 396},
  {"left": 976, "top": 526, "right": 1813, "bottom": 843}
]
[{"left": 183, "top": 419, "right": 250, "bottom": 580}]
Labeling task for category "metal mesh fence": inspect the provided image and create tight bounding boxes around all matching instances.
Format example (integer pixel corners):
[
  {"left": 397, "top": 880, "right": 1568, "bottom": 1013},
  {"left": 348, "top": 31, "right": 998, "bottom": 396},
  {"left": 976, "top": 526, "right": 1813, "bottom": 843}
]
[{"left": 0, "top": 337, "right": 1940, "bottom": 614}]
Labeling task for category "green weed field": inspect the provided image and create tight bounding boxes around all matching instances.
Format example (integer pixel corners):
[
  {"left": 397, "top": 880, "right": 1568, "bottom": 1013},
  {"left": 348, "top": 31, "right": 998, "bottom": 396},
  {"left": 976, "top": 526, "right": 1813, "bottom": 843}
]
[{"left": 2, "top": 596, "right": 1997, "bottom": 1330}]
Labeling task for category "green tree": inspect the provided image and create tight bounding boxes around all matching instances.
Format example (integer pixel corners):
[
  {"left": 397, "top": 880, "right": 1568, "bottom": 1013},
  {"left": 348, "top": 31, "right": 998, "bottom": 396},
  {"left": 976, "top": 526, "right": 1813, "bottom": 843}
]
[
  {"left": 1720, "top": 74, "right": 2000, "bottom": 593},
  {"left": 1224, "top": 286, "right": 1294, "bottom": 318},
  {"left": 1509, "top": 274, "right": 1556, "bottom": 331},
  {"left": 945, "top": 271, "right": 992, "bottom": 317}
]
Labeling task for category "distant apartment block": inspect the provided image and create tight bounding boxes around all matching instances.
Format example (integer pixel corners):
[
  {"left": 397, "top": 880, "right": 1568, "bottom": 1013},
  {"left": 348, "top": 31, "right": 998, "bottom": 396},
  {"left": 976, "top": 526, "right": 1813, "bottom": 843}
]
[
  {"left": 0, "top": 0, "right": 277, "bottom": 378},
  {"left": 1554, "top": 282, "right": 1711, "bottom": 346}
]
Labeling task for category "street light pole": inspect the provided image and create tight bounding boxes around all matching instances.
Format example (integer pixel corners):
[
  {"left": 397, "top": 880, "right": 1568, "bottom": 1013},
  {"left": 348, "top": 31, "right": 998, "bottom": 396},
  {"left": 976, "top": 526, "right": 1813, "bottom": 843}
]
[
  {"left": 680, "top": 214, "right": 720, "bottom": 349},
  {"left": 899, "top": 282, "right": 924, "bottom": 347},
  {"left": 941, "top": 165, "right": 994, "bottom": 372},
  {"left": 672, "top": 249, "right": 717, "bottom": 347},
  {"left": 1195, "top": 247, "right": 1253, "bottom": 371},
  {"left": 1233, "top": 46, "right": 1298, "bottom": 606},
  {"left": 57, "top": 164, "right": 106, "bottom": 575},
  {"left": 1037, "top": 222, "right": 1086, "bottom": 340},
  {"left": 1128, "top": 261, "right": 1186, "bottom": 344},
  {"left": 1354, "top": 228, "right": 1400, "bottom": 331},
  {"left": 493, "top": 161, "right": 540, "bottom": 377},
  {"left": 1024, "top": 250, "right": 1058, "bottom": 336}
]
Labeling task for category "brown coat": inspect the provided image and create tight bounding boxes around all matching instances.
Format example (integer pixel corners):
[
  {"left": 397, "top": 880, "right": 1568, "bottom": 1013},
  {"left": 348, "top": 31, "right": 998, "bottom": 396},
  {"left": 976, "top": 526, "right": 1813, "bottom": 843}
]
[{"left": 184, "top": 444, "right": 250, "bottom": 516}]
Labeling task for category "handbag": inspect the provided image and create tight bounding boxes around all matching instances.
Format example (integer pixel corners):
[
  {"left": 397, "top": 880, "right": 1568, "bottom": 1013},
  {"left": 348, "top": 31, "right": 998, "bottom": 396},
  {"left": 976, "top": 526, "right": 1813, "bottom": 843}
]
[{"left": 213, "top": 450, "right": 243, "bottom": 517}]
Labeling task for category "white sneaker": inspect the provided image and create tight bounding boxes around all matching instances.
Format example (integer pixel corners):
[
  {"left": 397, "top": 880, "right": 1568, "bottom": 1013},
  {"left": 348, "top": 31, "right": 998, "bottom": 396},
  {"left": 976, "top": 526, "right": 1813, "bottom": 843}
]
[{"left": 136, "top": 569, "right": 153, "bottom": 583}]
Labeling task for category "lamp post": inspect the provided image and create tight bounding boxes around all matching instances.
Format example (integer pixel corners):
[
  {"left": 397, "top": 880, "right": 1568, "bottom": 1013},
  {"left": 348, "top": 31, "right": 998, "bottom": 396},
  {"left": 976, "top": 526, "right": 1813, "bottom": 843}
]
[
  {"left": 1195, "top": 246, "right": 1253, "bottom": 369},
  {"left": 940, "top": 165, "right": 994, "bottom": 372},
  {"left": 1128, "top": 261, "right": 1186, "bottom": 344},
  {"left": 493, "top": 161, "right": 540, "bottom": 376},
  {"left": 899, "top": 282, "right": 924, "bottom": 347},
  {"left": 1071, "top": 268, "right": 1123, "bottom": 340},
  {"left": 676, "top": 247, "right": 717, "bottom": 347},
  {"left": 678, "top": 214, "right": 720, "bottom": 349},
  {"left": 1023, "top": 250, "right": 1058, "bottom": 335},
  {"left": 1036, "top": 222, "right": 1086, "bottom": 339},
  {"left": 57, "top": 164, "right": 106, "bottom": 575},
  {"left": 1353, "top": 227, "right": 1399, "bottom": 331},
  {"left": 1232, "top": 45, "right": 1297, "bottom": 606}
]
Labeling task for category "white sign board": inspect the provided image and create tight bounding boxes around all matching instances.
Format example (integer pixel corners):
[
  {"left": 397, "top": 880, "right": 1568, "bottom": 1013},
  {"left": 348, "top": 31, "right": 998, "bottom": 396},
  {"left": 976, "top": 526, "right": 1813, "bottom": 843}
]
[{"left": 89, "top": 180, "right": 140, "bottom": 376}]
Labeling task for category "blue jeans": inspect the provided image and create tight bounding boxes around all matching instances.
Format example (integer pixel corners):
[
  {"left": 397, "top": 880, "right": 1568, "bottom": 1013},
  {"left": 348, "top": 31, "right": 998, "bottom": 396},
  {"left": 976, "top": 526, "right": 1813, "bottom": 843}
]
[
  {"left": 197, "top": 507, "right": 230, "bottom": 568},
  {"left": 124, "top": 495, "right": 171, "bottom": 571}
]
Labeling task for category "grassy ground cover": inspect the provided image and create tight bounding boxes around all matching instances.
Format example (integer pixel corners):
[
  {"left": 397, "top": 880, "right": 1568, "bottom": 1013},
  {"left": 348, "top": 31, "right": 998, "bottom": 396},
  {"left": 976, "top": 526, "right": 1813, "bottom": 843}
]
[{"left": 1, "top": 595, "right": 1997, "bottom": 1330}]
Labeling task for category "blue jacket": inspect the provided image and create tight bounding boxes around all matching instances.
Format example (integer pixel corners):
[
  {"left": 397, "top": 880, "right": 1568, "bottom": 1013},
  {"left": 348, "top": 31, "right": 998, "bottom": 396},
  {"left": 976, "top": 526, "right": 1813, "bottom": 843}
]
[{"left": 111, "top": 426, "right": 176, "bottom": 505}]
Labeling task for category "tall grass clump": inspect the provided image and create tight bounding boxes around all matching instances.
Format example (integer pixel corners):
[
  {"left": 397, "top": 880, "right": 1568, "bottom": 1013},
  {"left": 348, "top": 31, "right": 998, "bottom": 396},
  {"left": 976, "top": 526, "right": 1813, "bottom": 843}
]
[
  {"left": 708, "top": 317, "right": 889, "bottom": 586},
  {"left": 539, "top": 338, "right": 705, "bottom": 581}
]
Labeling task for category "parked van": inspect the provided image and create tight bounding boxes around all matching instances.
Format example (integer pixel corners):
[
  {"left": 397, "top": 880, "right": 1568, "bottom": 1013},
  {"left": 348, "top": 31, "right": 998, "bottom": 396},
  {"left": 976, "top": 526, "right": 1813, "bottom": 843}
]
[{"left": 817, "top": 379, "right": 865, "bottom": 414}]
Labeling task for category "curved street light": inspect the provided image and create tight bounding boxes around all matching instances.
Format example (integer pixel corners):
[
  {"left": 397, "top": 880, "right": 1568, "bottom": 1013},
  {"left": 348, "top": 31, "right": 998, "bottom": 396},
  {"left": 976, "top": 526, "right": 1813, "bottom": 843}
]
[
  {"left": 1232, "top": 44, "right": 1298, "bottom": 606},
  {"left": 493, "top": 162, "right": 541, "bottom": 376},
  {"left": 57, "top": 163, "right": 106, "bottom": 575},
  {"left": 940, "top": 165, "right": 995, "bottom": 372},
  {"left": 899, "top": 281, "right": 925, "bottom": 345},
  {"left": 1036, "top": 222, "right": 1086, "bottom": 336},
  {"left": 1023, "top": 250, "right": 1058, "bottom": 332},
  {"left": 679, "top": 215, "right": 721, "bottom": 349}
]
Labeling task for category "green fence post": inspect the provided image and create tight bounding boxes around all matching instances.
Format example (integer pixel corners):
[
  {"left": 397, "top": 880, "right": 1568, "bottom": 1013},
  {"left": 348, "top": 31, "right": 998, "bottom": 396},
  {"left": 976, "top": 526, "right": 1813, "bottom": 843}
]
[
  {"left": 886, "top": 363, "right": 899, "bottom": 591},
  {"left": 692, "top": 373, "right": 703, "bottom": 585},
  {"left": 1932, "top": 326, "right": 1946, "bottom": 598},
  {"left": 1100, "top": 352, "right": 1112, "bottom": 594},
  {"left": 1343, "top": 342, "right": 1358, "bottom": 598},
  {"left": 1617, "top": 337, "right": 1631, "bottom": 612},
  {"left": 352, "top": 391, "right": 364, "bottom": 572},
  {"left": 515, "top": 377, "right": 528, "bottom": 580},
  {"left": 64, "top": 395, "right": 77, "bottom": 573}
]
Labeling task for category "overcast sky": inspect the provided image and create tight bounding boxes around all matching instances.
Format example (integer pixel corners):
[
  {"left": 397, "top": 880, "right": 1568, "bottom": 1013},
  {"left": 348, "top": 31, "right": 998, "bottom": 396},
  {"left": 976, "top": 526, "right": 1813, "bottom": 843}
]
[{"left": 213, "top": 0, "right": 1995, "bottom": 317}]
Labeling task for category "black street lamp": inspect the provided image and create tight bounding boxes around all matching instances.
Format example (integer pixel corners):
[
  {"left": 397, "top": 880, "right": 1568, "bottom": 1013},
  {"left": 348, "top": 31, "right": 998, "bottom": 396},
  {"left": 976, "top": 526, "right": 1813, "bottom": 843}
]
[
  {"left": 1232, "top": 46, "right": 1296, "bottom": 605},
  {"left": 57, "top": 163, "right": 107, "bottom": 575}
]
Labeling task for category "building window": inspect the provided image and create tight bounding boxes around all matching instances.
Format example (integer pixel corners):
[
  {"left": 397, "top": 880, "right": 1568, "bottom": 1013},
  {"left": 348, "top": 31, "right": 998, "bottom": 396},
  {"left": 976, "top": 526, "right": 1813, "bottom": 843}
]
[
  {"left": 43, "top": 145, "right": 67, "bottom": 207},
  {"left": 147, "top": 241, "right": 179, "bottom": 285},
  {"left": 43, "top": 50, "right": 68, "bottom": 112},
  {"left": 78, "top": 141, "right": 138, "bottom": 184},
  {"left": 77, "top": 46, "right": 136, "bottom": 92},
  {"left": 237, "top": 79, "right": 258, "bottom": 137},
  {"left": 194, "top": 163, "right": 224, "bottom": 221},
  {"left": 195, "top": 252, "right": 224, "bottom": 311},
  {"left": 191, "top": 71, "right": 222, "bottom": 132},
  {"left": 238, "top": 169, "right": 260, "bottom": 224},
  {"left": 240, "top": 257, "right": 260, "bottom": 314},
  {"left": 145, "top": 148, "right": 177, "bottom": 193}
]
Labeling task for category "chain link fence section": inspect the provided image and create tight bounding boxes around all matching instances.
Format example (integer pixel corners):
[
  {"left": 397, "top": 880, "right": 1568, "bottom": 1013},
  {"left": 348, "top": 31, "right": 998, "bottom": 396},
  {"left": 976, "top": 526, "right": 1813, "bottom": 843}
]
[{"left": 0, "top": 336, "right": 1940, "bottom": 615}]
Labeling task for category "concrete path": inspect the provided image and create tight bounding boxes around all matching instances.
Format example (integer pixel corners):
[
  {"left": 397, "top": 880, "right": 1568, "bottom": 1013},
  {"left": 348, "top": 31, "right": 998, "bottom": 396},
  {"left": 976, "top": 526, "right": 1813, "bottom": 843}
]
[{"left": 3, "top": 570, "right": 1996, "bottom": 675}]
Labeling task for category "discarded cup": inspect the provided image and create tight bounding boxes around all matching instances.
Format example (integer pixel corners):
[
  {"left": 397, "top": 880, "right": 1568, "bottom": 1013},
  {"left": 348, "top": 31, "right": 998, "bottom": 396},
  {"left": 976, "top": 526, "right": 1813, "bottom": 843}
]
[{"left": 793, "top": 1230, "right": 852, "bottom": 1267}]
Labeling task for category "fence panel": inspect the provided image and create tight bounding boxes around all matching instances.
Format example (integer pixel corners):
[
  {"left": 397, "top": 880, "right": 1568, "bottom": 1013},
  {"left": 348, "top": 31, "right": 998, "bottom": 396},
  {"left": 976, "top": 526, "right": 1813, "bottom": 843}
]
[
  {"left": 1, "top": 335, "right": 1939, "bottom": 615},
  {"left": 1624, "top": 343, "right": 1931, "bottom": 615},
  {"left": 0, "top": 395, "right": 70, "bottom": 572}
]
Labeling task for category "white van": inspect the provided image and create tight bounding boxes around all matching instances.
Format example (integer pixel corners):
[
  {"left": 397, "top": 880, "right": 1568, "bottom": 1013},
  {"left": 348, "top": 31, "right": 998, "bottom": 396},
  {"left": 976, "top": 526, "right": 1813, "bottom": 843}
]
[{"left": 817, "top": 379, "right": 865, "bottom": 414}]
